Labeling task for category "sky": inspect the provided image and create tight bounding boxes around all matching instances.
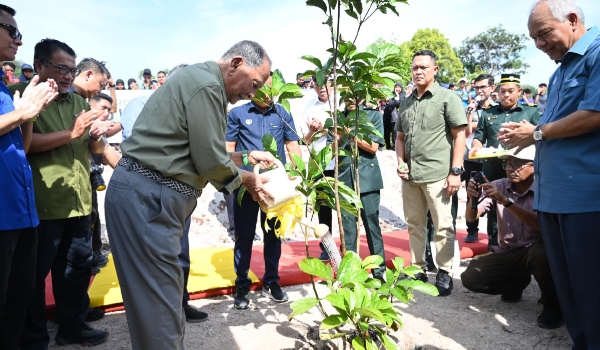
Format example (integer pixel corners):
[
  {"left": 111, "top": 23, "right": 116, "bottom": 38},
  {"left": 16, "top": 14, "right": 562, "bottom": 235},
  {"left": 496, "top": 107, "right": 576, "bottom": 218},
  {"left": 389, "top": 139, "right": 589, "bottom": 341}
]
[{"left": 9, "top": 0, "right": 600, "bottom": 87}]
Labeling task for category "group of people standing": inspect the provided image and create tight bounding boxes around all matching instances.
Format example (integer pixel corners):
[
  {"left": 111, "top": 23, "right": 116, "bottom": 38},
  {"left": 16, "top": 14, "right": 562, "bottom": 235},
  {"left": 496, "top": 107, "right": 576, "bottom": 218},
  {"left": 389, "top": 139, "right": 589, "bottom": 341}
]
[{"left": 2, "top": 1, "right": 600, "bottom": 350}]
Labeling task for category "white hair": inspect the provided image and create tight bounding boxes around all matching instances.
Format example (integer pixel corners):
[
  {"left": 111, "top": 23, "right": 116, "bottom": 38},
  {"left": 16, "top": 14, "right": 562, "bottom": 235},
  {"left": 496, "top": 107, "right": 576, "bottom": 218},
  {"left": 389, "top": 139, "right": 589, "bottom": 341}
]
[
  {"left": 220, "top": 40, "right": 271, "bottom": 68},
  {"left": 531, "top": 0, "right": 585, "bottom": 24}
]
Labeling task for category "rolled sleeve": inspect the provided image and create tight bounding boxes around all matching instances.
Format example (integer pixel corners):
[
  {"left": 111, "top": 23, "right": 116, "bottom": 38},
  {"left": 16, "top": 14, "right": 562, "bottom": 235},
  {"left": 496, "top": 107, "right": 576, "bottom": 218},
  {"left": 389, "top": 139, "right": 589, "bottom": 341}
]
[
  {"left": 578, "top": 57, "right": 600, "bottom": 112},
  {"left": 445, "top": 94, "right": 468, "bottom": 128},
  {"left": 187, "top": 85, "right": 241, "bottom": 194}
]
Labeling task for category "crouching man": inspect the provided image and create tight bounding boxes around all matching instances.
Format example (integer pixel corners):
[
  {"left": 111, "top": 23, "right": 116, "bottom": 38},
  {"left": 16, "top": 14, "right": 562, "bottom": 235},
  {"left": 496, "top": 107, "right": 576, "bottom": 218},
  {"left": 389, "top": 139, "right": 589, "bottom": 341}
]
[{"left": 460, "top": 145, "right": 562, "bottom": 329}]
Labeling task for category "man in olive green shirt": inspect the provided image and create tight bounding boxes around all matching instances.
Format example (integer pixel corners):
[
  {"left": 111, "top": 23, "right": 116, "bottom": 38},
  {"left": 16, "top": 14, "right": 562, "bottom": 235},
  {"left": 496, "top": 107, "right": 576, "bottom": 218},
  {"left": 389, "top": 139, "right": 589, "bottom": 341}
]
[
  {"left": 395, "top": 50, "right": 467, "bottom": 297},
  {"left": 13, "top": 39, "right": 111, "bottom": 349},
  {"left": 469, "top": 74, "right": 540, "bottom": 248},
  {"left": 105, "top": 40, "right": 275, "bottom": 350}
]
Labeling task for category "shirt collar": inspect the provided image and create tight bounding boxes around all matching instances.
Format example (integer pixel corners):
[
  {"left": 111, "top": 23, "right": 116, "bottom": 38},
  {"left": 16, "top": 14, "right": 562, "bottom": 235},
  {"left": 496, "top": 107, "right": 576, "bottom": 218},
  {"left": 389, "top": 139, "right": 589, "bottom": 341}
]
[
  {"left": 494, "top": 103, "right": 523, "bottom": 113},
  {"left": 248, "top": 101, "right": 275, "bottom": 114},
  {"left": 413, "top": 82, "right": 440, "bottom": 99},
  {"left": 507, "top": 178, "right": 535, "bottom": 197},
  {"left": 559, "top": 26, "right": 600, "bottom": 64}
]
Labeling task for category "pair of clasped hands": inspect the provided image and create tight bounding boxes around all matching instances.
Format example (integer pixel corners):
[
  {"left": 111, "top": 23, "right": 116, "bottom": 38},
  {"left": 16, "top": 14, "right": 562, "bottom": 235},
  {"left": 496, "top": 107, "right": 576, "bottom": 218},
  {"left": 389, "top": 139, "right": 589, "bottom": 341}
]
[{"left": 14, "top": 76, "right": 115, "bottom": 139}]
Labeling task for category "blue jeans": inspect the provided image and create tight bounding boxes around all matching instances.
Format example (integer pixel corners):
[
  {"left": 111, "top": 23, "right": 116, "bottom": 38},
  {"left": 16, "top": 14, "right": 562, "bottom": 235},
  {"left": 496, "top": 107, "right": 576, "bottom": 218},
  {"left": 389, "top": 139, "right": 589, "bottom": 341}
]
[
  {"left": 233, "top": 188, "right": 281, "bottom": 289},
  {"left": 21, "top": 216, "right": 92, "bottom": 350}
]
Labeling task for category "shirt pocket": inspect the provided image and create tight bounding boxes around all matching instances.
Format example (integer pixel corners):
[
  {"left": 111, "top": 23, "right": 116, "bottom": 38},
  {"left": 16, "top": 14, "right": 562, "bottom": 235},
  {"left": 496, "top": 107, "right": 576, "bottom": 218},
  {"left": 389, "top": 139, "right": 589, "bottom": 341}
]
[{"left": 562, "top": 77, "right": 587, "bottom": 95}]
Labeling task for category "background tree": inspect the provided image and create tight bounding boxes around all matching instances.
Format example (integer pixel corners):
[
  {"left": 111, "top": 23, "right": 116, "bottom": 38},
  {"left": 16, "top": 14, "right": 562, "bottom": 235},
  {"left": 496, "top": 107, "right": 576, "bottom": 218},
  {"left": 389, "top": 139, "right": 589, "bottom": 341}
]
[
  {"left": 456, "top": 24, "right": 529, "bottom": 76},
  {"left": 401, "top": 28, "right": 463, "bottom": 84}
]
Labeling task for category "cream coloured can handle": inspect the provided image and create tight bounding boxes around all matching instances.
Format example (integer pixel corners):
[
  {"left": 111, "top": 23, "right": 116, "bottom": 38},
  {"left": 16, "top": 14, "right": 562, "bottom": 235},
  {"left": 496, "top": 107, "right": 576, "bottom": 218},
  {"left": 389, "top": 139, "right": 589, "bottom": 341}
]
[{"left": 254, "top": 158, "right": 284, "bottom": 174}]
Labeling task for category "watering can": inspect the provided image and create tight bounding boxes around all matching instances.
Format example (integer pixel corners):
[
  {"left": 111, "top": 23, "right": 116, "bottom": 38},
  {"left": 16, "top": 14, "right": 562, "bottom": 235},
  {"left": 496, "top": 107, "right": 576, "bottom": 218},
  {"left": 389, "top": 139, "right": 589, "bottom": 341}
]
[{"left": 254, "top": 158, "right": 302, "bottom": 212}]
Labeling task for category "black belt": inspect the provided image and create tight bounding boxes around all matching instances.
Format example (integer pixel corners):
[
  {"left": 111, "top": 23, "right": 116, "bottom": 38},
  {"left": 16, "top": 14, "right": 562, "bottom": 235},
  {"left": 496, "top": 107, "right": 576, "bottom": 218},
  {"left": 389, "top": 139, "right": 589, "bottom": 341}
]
[{"left": 118, "top": 157, "right": 201, "bottom": 199}]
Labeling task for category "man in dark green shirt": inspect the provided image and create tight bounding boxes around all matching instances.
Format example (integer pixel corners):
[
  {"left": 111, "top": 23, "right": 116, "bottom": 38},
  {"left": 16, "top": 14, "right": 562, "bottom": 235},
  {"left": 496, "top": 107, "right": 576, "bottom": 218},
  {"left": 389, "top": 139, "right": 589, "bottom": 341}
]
[
  {"left": 469, "top": 74, "right": 540, "bottom": 248},
  {"left": 395, "top": 50, "right": 467, "bottom": 297},
  {"left": 104, "top": 40, "right": 275, "bottom": 350}
]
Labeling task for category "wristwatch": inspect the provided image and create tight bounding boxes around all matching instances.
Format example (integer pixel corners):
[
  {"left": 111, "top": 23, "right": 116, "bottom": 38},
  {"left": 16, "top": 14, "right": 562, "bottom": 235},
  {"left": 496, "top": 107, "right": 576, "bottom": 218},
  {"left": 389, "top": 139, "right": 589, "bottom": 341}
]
[
  {"left": 450, "top": 167, "right": 463, "bottom": 175},
  {"left": 504, "top": 197, "right": 515, "bottom": 208},
  {"left": 533, "top": 125, "right": 545, "bottom": 141}
]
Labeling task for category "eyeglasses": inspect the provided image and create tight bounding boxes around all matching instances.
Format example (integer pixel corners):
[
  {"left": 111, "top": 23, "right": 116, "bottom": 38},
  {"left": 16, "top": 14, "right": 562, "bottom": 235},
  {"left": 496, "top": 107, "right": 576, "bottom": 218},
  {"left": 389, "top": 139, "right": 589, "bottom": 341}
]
[
  {"left": 44, "top": 60, "right": 80, "bottom": 77},
  {"left": 473, "top": 85, "right": 489, "bottom": 91},
  {"left": 0, "top": 23, "right": 22, "bottom": 41},
  {"left": 502, "top": 160, "right": 532, "bottom": 171}
]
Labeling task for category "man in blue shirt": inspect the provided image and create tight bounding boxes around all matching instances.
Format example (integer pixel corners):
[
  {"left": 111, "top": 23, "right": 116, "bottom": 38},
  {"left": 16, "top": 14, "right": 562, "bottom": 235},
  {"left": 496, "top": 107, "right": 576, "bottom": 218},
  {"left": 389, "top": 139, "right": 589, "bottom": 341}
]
[
  {"left": 226, "top": 75, "right": 301, "bottom": 309},
  {"left": 0, "top": 5, "right": 58, "bottom": 348},
  {"left": 501, "top": 1, "right": 600, "bottom": 348}
]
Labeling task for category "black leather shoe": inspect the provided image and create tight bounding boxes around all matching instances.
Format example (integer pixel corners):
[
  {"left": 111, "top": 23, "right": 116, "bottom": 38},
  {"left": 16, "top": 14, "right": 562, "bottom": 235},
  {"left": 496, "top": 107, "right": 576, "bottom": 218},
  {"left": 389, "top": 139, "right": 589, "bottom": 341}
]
[
  {"left": 183, "top": 304, "right": 208, "bottom": 323},
  {"left": 537, "top": 306, "right": 564, "bottom": 329},
  {"left": 55, "top": 327, "right": 109, "bottom": 346},
  {"left": 501, "top": 290, "right": 523, "bottom": 303},
  {"left": 435, "top": 269, "right": 453, "bottom": 296},
  {"left": 234, "top": 287, "right": 250, "bottom": 309},
  {"left": 464, "top": 232, "right": 478, "bottom": 243}
]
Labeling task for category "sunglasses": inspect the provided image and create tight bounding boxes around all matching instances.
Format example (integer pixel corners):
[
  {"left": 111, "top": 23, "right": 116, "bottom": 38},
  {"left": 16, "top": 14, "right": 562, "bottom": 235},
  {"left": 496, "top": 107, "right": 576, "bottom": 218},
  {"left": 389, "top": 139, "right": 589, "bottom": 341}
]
[{"left": 0, "top": 23, "right": 22, "bottom": 41}]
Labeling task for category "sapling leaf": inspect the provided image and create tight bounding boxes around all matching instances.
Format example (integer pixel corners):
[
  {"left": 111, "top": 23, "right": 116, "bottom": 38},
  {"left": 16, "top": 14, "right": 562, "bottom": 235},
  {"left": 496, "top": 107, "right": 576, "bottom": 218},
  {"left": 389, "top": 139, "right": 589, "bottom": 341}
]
[
  {"left": 321, "top": 314, "right": 348, "bottom": 329},
  {"left": 361, "top": 255, "right": 384, "bottom": 269},
  {"left": 298, "top": 257, "right": 333, "bottom": 280},
  {"left": 289, "top": 298, "right": 320, "bottom": 319},
  {"left": 306, "top": 0, "right": 327, "bottom": 14}
]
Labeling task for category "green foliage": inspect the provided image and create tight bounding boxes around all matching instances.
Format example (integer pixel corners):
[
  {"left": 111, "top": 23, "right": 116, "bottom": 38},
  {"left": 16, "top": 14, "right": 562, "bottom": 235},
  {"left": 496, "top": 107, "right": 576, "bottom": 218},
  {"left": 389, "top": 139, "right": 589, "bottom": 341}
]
[
  {"left": 254, "top": 69, "right": 304, "bottom": 114},
  {"left": 457, "top": 25, "right": 530, "bottom": 76},
  {"left": 402, "top": 28, "right": 464, "bottom": 84},
  {"left": 290, "top": 252, "right": 438, "bottom": 349}
]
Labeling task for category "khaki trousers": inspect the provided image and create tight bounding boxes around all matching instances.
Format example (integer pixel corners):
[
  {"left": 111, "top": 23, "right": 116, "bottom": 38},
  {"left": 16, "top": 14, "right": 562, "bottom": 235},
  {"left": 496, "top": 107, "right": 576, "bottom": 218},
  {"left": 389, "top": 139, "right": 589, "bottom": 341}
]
[{"left": 402, "top": 178, "right": 455, "bottom": 273}]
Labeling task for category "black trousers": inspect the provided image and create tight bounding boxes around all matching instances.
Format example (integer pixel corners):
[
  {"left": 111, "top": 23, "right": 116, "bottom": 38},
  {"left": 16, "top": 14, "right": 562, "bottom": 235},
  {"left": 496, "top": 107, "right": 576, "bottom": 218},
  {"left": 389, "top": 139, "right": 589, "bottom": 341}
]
[
  {"left": 538, "top": 211, "right": 600, "bottom": 350},
  {"left": 383, "top": 117, "right": 396, "bottom": 150},
  {"left": 460, "top": 240, "right": 558, "bottom": 307},
  {"left": 0, "top": 228, "right": 37, "bottom": 350},
  {"left": 21, "top": 217, "right": 93, "bottom": 350},
  {"left": 91, "top": 189, "right": 102, "bottom": 252}
]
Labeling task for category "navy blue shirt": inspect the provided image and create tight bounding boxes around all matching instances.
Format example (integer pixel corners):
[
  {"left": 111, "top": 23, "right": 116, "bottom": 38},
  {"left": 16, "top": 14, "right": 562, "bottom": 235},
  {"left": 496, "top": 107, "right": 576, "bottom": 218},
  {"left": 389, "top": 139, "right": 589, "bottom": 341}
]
[
  {"left": 535, "top": 26, "right": 600, "bottom": 213},
  {"left": 0, "top": 71, "right": 39, "bottom": 230},
  {"left": 226, "top": 102, "right": 299, "bottom": 172}
]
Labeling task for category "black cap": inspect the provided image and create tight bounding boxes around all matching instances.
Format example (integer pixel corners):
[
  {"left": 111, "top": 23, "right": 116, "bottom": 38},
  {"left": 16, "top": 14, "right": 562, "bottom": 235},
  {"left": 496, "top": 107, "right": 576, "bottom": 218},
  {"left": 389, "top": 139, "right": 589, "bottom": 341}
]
[
  {"left": 449, "top": 82, "right": 456, "bottom": 87},
  {"left": 143, "top": 68, "right": 151, "bottom": 75},
  {"left": 500, "top": 74, "right": 520, "bottom": 85}
]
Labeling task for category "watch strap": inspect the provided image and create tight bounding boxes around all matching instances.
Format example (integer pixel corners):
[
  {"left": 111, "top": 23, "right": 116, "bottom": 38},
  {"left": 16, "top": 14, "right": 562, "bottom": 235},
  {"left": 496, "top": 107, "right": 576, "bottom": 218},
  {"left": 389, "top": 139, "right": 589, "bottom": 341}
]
[{"left": 242, "top": 150, "right": 249, "bottom": 166}]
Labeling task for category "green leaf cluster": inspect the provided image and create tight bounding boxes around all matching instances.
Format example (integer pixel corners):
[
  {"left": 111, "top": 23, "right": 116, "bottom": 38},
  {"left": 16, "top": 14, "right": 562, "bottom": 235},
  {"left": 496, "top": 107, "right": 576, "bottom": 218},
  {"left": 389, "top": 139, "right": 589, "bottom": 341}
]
[{"left": 290, "top": 252, "right": 438, "bottom": 349}]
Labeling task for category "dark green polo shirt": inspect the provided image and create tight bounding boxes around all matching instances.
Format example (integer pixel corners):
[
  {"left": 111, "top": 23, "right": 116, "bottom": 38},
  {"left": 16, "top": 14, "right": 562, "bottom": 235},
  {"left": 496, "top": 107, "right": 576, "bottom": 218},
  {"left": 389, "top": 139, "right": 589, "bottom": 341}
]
[
  {"left": 12, "top": 83, "right": 93, "bottom": 220},
  {"left": 474, "top": 103, "right": 540, "bottom": 181},
  {"left": 394, "top": 82, "right": 467, "bottom": 183},
  {"left": 121, "top": 62, "right": 242, "bottom": 194}
]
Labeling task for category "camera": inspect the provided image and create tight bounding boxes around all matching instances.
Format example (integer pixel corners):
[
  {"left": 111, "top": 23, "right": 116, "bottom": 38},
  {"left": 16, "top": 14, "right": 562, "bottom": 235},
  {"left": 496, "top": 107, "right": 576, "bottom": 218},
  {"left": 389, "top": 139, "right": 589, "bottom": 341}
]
[
  {"left": 470, "top": 171, "right": 485, "bottom": 210},
  {"left": 90, "top": 165, "right": 106, "bottom": 191},
  {"left": 470, "top": 170, "right": 485, "bottom": 184}
]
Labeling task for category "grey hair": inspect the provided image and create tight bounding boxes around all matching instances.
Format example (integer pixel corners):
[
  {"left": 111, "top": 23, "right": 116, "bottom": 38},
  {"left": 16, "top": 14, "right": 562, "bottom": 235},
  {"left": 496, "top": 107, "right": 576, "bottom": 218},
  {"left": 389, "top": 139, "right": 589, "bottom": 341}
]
[
  {"left": 167, "top": 64, "right": 189, "bottom": 79},
  {"left": 219, "top": 40, "right": 271, "bottom": 68},
  {"left": 531, "top": 0, "right": 585, "bottom": 24}
]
